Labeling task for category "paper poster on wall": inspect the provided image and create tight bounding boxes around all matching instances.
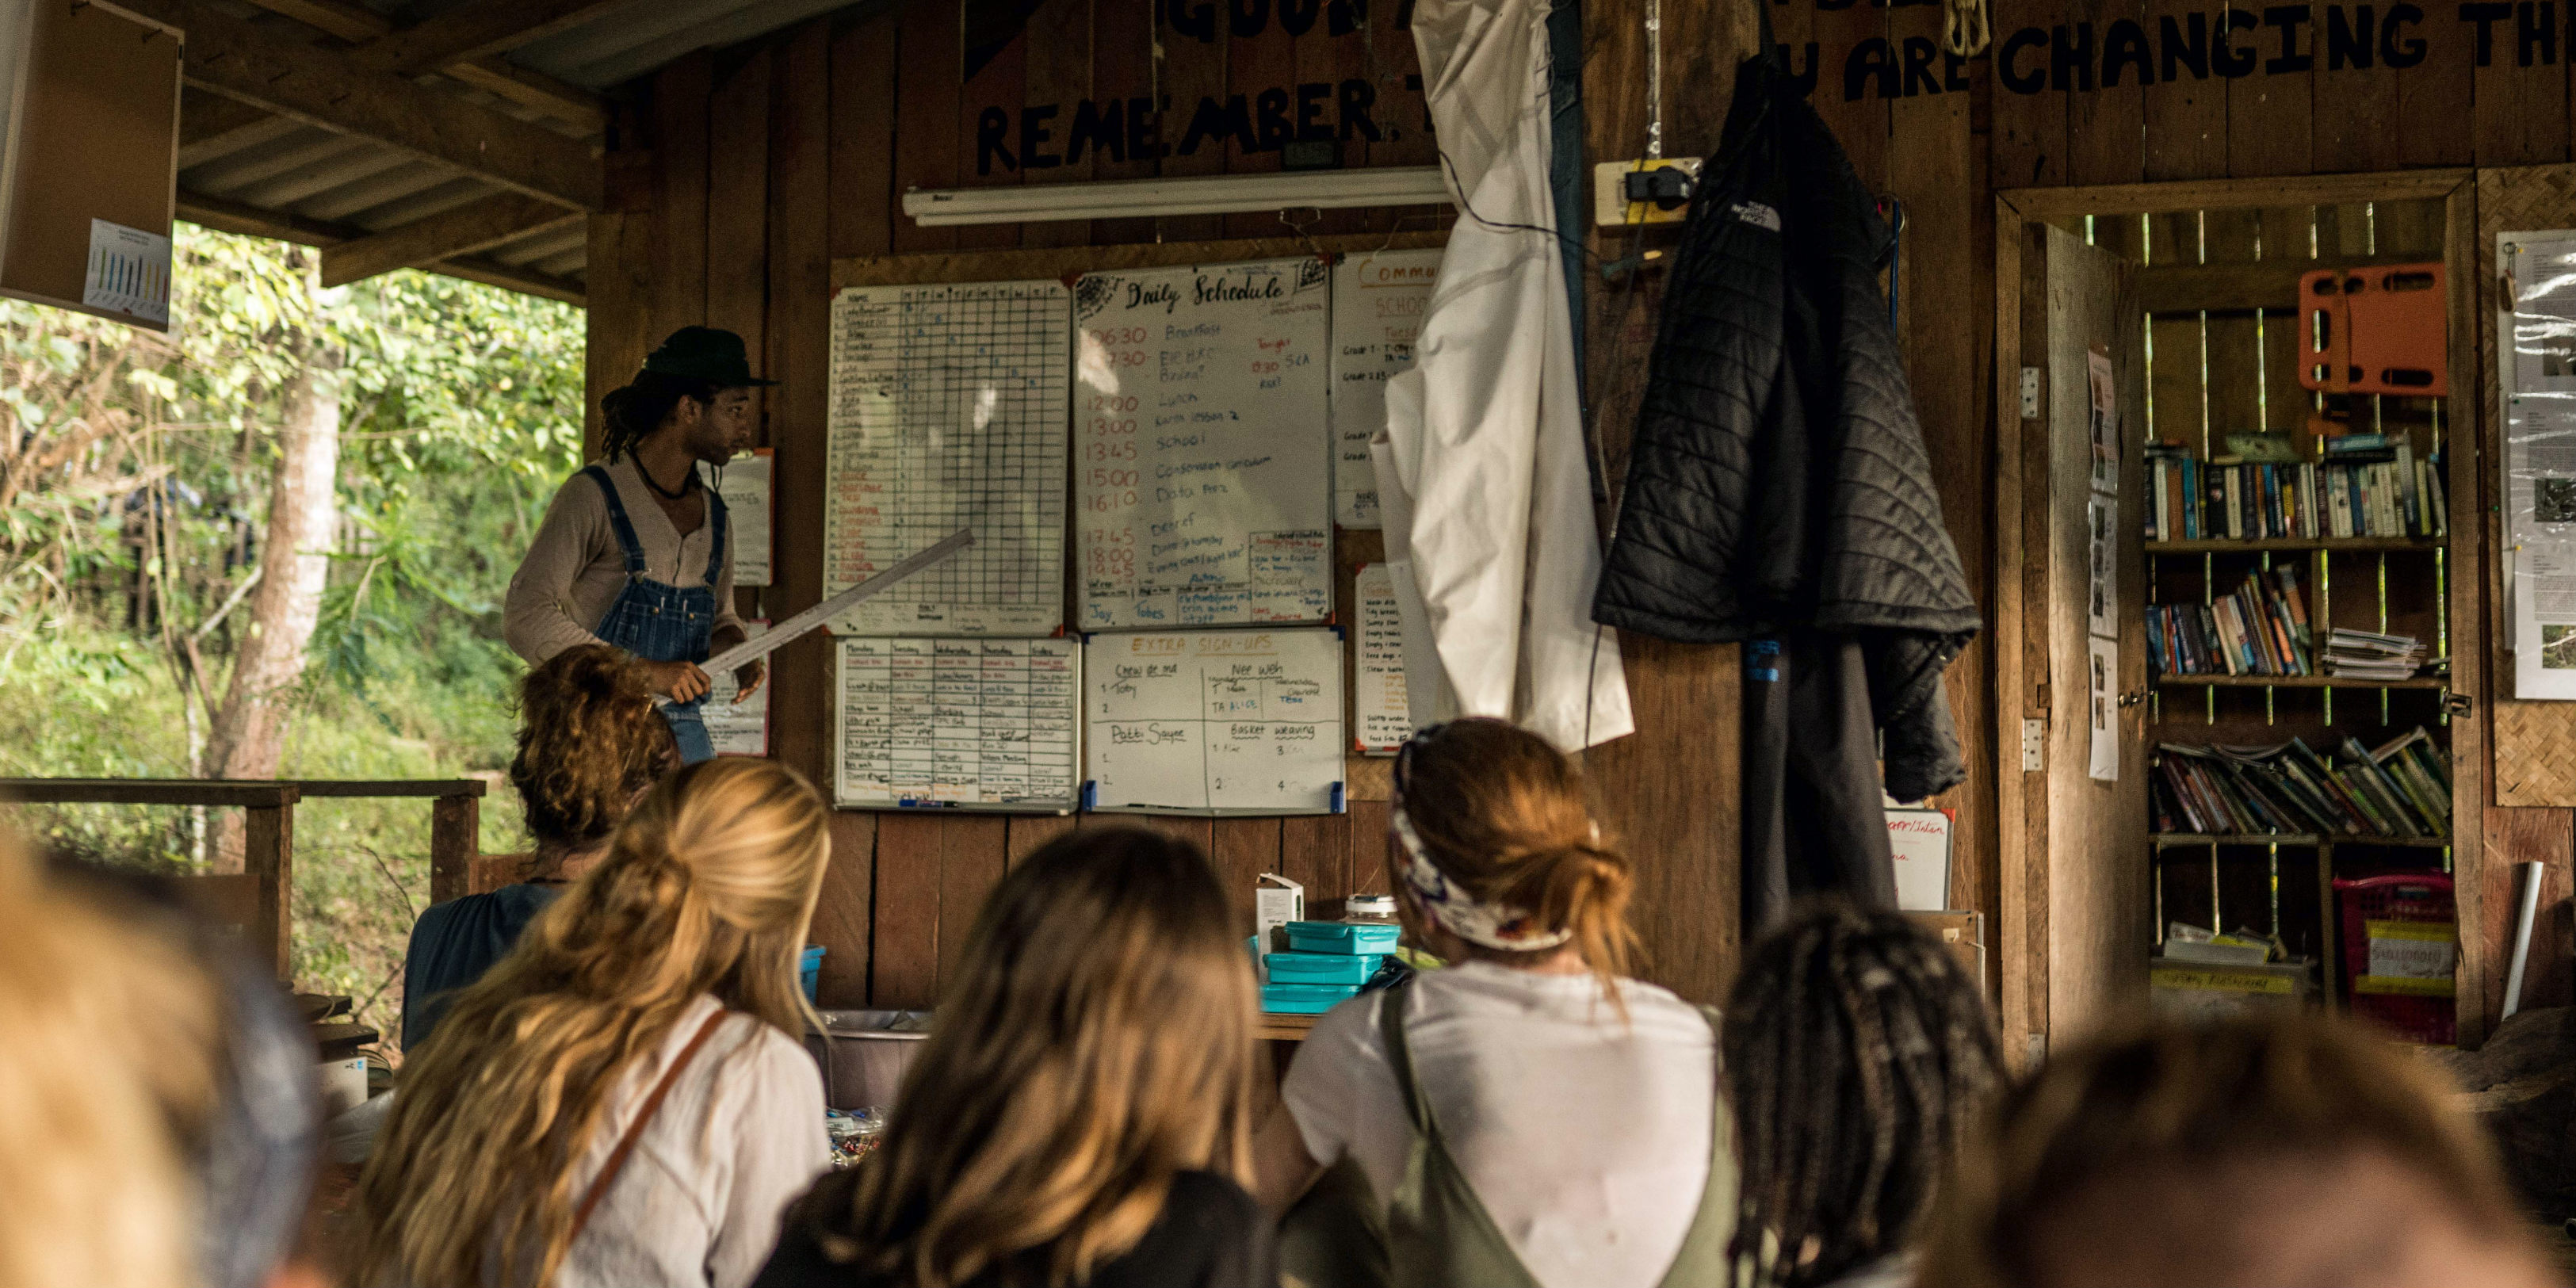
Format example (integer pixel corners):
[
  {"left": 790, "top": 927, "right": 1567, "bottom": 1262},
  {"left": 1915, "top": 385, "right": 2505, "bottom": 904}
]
[
  {"left": 1886, "top": 807, "right": 1953, "bottom": 912},
  {"left": 2499, "top": 233, "right": 2576, "bottom": 698},
  {"left": 82, "top": 220, "right": 170, "bottom": 326},
  {"left": 705, "top": 621, "right": 770, "bottom": 756},
  {"left": 1329, "top": 248, "right": 1442, "bottom": 528},
  {"left": 834, "top": 636, "right": 1080, "bottom": 811},
  {"left": 2086, "top": 345, "right": 2119, "bottom": 495},
  {"left": 2086, "top": 492, "right": 2118, "bottom": 640},
  {"left": 1354, "top": 563, "right": 1410, "bottom": 754},
  {"left": 2088, "top": 636, "right": 2120, "bottom": 782},
  {"left": 699, "top": 449, "right": 772, "bottom": 587},
  {"left": 1072, "top": 259, "right": 1334, "bottom": 630},
  {"left": 824, "top": 281, "right": 1069, "bottom": 636},
  {"left": 1083, "top": 628, "right": 1345, "bottom": 814}
]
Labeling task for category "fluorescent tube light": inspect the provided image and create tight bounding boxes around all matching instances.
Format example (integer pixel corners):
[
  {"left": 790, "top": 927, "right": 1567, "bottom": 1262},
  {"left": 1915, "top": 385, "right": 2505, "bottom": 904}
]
[{"left": 902, "top": 166, "right": 1452, "bottom": 227}]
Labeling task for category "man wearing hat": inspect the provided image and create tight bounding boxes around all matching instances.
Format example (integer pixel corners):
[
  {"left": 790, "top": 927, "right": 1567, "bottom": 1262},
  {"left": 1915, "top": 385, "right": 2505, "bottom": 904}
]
[{"left": 504, "top": 327, "right": 776, "bottom": 763}]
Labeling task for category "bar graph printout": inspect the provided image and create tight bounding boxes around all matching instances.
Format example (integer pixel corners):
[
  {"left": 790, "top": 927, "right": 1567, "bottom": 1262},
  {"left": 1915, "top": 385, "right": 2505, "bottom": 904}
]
[
  {"left": 1072, "top": 259, "right": 1334, "bottom": 629},
  {"left": 826, "top": 281, "right": 1070, "bottom": 636},
  {"left": 834, "top": 636, "right": 1080, "bottom": 811}
]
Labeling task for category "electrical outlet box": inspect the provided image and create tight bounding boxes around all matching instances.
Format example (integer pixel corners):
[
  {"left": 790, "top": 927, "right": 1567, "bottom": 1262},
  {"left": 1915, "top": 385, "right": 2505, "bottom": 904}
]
[
  {"left": 1593, "top": 158, "right": 1703, "bottom": 227},
  {"left": 2021, "top": 718, "right": 2047, "bottom": 772}
]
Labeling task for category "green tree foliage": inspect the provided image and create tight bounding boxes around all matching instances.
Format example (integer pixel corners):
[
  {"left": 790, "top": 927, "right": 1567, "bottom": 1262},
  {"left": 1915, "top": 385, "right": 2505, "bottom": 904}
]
[{"left": 0, "top": 225, "right": 582, "bottom": 1041}]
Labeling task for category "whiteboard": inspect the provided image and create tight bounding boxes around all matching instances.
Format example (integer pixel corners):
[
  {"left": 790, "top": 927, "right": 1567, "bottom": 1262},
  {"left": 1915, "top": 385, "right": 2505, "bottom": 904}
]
[
  {"left": 699, "top": 449, "right": 771, "bottom": 587},
  {"left": 835, "top": 636, "right": 1080, "bottom": 812},
  {"left": 1072, "top": 258, "right": 1333, "bottom": 630},
  {"left": 1084, "top": 629, "right": 1345, "bottom": 815},
  {"left": 1329, "top": 248, "right": 1442, "bottom": 528},
  {"left": 706, "top": 620, "right": 770, "bottom": 756},
  {"left": 825, "top": 281, "right": 1069, "bottom": 636},
  {"left": 1888, "top": 808, "right": 1954, "bottom": 912},
  {"left": 1354, "top": 563, "right": 1410, "bottom": 754}
]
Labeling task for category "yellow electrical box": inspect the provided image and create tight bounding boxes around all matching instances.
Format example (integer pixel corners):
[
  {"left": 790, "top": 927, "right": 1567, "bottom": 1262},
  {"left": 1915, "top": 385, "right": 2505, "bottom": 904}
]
[{"left": 1593, "top": 158, "right": 1703, "bottom": 228}]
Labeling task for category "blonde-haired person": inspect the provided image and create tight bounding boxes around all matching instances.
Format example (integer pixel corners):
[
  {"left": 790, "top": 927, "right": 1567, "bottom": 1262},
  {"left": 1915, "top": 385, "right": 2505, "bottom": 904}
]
[
  {"left": 1256, "top": 718, "right": 1737, "bottom": 1287},
  {"left": 754, "top": 827, "right": 1274, "bottom": 1288},
  {"left": 1920, "top": 1011, "right": 2560, "bottom": 1288},
  {"left": 0, "top": 834, "right": 220, "bottom": 1288},
  {"left": 358, "top": 757, "right": 834, "bottom": 1288},
  {"left": 403, "top": 644, "right": 676, "bottom": 1049}
]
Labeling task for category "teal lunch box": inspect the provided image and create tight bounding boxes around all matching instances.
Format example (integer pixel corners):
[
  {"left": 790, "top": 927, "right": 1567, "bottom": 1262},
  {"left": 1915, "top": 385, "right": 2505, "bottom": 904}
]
[
  {"left": 1282, "top": 921, "right": 1401, "bottom": 954},
  {"left": 1261, "top": 982, "right": 1362, "bottom": 1015},
  {"left": 1265, "top": 951, "right": 1387, "bottom": 986}
]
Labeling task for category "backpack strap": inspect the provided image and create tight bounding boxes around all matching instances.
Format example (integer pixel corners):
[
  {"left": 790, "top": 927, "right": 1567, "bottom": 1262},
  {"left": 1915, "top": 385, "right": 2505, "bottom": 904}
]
[{"left": 566, "top": 1008, "right": 732, "bottom": 1246}]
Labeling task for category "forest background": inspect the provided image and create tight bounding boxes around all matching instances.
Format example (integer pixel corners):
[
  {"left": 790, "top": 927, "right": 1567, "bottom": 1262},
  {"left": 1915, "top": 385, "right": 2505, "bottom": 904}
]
[{"left": 0, "top": 224, "right": 585, "bottom": 1045}]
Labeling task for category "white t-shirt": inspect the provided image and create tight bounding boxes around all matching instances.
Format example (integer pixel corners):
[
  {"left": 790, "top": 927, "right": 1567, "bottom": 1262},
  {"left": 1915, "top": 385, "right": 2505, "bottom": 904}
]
[
  {"left": 517, "top": 994, "right": 831, "bottom": 1288},
  {"left": 1278, "top": 964, "right": 1720, "bottom": 1288}
]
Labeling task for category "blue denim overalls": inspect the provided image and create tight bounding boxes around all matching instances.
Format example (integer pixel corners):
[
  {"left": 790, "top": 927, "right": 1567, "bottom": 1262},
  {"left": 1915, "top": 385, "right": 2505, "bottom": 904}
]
[{"left": 583, "top": 464, "right": 728, "bottom": 764}]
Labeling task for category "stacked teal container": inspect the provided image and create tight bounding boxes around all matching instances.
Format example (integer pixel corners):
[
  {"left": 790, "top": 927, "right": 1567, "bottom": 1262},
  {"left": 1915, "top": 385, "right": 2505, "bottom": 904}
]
[{"left": 1261, "top": 921, "right": 1401, "bottom": 1013}]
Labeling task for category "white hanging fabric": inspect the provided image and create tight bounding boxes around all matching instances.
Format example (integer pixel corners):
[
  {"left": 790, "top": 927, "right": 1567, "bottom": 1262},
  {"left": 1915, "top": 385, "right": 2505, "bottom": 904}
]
[{"left": 1374, "top": 0, "right": 1632, "bottom": 751}]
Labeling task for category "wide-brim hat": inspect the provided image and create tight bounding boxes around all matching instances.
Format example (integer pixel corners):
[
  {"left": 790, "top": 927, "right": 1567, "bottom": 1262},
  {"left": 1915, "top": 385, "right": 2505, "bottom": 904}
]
[{"left": 640, "top": 325, "right": 778, "bottom": 387}]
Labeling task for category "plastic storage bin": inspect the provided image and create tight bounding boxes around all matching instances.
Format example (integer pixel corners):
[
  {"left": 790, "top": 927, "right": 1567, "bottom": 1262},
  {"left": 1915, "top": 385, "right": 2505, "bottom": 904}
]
[
  {"left": 1284, "top": 921, "right": 1401, "bottom": 954},
  {"left": 2333, "top": 873, "right": 2456, "bottom": 1045},
  {"left": 1266, "top": 952, "right": 1387, "bottom": 985},
  {"left": 1262, "top": 982, "right": 1361, "bottom": 1014}
]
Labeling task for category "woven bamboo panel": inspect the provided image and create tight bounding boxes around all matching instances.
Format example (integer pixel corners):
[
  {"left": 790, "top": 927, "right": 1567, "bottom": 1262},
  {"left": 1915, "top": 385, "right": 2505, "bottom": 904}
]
[{"left": 2479, "top": 168, "right": 2576, "bottom": 805}]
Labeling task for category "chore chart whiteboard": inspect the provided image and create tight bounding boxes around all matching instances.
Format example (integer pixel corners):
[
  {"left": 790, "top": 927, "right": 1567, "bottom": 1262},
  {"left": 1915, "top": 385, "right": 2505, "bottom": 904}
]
[
  {"left": 1083, "top": 629, "right": 1344, "bottom": 815},
  {"left": 1329, "top": 248, "right": 1442, "bottom": 528},
  {"left": 825, "top": 281, "right": 1069, "bottom": 636},
  {"left": 834, "top": 636, "right": 1081, "bottom": 812},
  {"left": 1072, "top": 259, "right": 1332, "bottom": 630}
]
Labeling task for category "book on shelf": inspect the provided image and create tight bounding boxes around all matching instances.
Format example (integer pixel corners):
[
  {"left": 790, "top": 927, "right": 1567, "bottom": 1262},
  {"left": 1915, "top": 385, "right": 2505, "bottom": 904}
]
[
  {"left": 2323, "top": 627, "right": 2427, "bottom": 680},
  {"left": 2150, "top": 731, "right": 2451, "bottom": 839},
  {"left": 2148, "top": 567, "right": 2314, "bottom": 676},
  {"left": 2140, "top": 440, "right": 2446, "bottom": 542}
]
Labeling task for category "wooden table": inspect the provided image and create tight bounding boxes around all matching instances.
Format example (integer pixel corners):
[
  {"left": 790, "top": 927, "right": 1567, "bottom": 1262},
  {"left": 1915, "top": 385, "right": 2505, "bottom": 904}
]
[{"left": 1254, "top": 1011, "right": 1318, "bottom": 1042}]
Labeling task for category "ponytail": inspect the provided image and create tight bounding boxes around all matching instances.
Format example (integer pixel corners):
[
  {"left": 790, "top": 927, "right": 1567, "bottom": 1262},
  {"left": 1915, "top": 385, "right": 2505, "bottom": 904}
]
[
  {"left": 1492, "top": 839, "right": 1638, "bottom": 982},
  {"left": 598, "top": 371, "right": 721, "bottom": 463}
]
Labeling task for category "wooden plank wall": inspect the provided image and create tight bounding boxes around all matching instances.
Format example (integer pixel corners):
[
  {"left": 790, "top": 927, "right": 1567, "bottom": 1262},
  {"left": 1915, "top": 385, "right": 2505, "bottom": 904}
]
[{"left": 581, "top": 0, "right": 2576, "bottom": 1020}]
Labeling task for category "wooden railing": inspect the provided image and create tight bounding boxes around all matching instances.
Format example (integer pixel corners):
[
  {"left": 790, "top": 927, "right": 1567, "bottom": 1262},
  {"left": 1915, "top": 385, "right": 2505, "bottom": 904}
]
[{"left": 0, "top": 778, "right": 483, "bottom": 978}]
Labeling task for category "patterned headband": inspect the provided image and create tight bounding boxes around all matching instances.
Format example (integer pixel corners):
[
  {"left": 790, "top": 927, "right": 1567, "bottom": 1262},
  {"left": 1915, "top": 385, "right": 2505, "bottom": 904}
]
[{"left": 1389, "top": 724, "right": 1576, "bottom": 953}]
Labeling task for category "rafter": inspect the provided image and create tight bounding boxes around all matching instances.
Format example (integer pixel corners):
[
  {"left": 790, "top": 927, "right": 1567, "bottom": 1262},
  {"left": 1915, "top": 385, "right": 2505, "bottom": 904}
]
[
  {"left": 365, "top": 0, "right": 658, "bottom": 78},
  {"left": 320, "top": 193, "right": 583, "bottom": 288},
  {"left": 125, "top": 0, "right": 601, "bottom": 211},
  {"left": 231, "top": 0, "right": 606, "bottom": 132},
  {"left": 177, "top": 189, "right": 586, "bottom": 306}
]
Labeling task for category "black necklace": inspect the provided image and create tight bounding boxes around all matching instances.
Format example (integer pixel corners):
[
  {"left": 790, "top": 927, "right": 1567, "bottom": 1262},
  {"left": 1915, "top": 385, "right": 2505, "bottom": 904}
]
[{"left": 637, "top": 457, "right": 701, "bottom": 500}]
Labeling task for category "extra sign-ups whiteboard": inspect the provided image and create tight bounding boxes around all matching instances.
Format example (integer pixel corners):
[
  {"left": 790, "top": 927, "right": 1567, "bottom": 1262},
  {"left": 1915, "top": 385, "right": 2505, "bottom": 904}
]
[
  {"left": 1072, "top": 259, "right": 1333, "bottom": 630},
  {"left": 1083, "top": 629, "right": 1344, "bottom": 815}
]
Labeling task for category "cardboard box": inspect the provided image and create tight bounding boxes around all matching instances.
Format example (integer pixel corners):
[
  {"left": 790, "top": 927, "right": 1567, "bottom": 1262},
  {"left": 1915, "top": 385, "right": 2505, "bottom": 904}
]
[{"left": 2150, "top": 957, "right": 2316, "bottom": 1022}]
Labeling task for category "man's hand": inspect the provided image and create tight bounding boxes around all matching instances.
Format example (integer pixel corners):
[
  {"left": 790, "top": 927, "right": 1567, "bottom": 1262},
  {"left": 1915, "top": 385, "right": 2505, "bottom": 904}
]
[
  {"left": 645, "top": 659, "right": 712, "bottom": 703},
  {"left": 732, "top": 658, "right": 766, "bottom": 702}
]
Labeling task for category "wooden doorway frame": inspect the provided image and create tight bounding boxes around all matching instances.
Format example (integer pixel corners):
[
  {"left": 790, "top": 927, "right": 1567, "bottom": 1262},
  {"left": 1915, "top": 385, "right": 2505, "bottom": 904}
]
[{"left": 1992, "top": 170, "right": 2485, "bottom": 1061}]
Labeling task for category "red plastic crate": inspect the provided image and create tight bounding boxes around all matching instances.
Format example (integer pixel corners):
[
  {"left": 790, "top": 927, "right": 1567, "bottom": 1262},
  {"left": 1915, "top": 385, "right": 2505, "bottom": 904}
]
[{"left": 2333, "top": 873, "right": 2457, "bottom": 1045}]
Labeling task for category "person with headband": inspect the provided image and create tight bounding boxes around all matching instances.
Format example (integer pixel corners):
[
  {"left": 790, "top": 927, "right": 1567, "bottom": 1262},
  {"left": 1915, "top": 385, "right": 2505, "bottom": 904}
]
[
  {"left": 1254, "top": 717, "right": 1737, "bottom": 1288},
  {"left": 504, "top": 326, "right": 772, "bottom": 763}
]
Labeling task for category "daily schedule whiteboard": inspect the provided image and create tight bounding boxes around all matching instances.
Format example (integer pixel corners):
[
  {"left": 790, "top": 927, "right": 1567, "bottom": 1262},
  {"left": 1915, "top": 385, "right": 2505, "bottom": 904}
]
[
  {"left": 1072, "top": 259, "right": 1333, "bottom": 630},
  {"left": 1083, "top": 629, "right": 1344, "bottom": 815},
  {"left": 835, "top": 636, "right": 1080, "bottom": 812},
  {"left": 1329, "top": 248, "right": 1442, "bottom": 528},
  {"left": 824, "top": 281, "right": 1070, "bottom": 636}
]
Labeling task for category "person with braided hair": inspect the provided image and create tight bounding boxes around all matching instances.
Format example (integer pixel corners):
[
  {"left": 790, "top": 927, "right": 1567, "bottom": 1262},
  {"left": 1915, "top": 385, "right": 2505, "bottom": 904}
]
[
  {"left": 1253, "top": 717, "right": 1736, "bottom": 1288},
  {"left": 400, "top": 644, "right": 677, "bottom": 1050},
  {"left": 504, "top": 326, "right": 775, "bottom": 764},
  {"left": 1722, "top": 901, "right": 2003, "bottom": 1288},
  {"left": 358, "top": 757, "right": 836, "bottom": 1288}
]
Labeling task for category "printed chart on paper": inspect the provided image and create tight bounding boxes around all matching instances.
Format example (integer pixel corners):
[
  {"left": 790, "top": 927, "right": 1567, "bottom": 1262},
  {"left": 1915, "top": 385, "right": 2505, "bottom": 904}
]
[
  {"left": 826, "top": 281, "right": 1069, "bottom": 636},
  {"left": 1330, "top": 248, "right": 1442, "bottom": 528},
  {"left": 1072, "top": 259, "right": 1333, "bottom": 629},
  {"left": 834, "top": 636, "right": 1080, "bottom": 811},
  {"left": 1083, "top": 629, "right": 1344, "bottom": 814}
]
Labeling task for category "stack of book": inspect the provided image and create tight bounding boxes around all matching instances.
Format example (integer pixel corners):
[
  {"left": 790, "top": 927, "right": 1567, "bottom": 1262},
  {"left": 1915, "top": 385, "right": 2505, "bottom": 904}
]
[
  {"left": 2147, "top": 568, "right": 2314, "bottom": 676},
  {"left": 2142, "top": 437, "right": 2447, "bottom": 541},
  {"left": 2150, "top": 729, "right": 2452, "bottom": 839},
  {"left": 2323, "top": 628, "right": 2426, "bottom": 680}
]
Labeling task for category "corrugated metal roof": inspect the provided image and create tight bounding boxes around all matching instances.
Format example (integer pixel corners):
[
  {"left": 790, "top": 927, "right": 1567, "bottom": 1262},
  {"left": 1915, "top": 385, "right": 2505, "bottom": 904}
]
[{"left": 178, "top": 0, "right": 866, "bottom": 301}]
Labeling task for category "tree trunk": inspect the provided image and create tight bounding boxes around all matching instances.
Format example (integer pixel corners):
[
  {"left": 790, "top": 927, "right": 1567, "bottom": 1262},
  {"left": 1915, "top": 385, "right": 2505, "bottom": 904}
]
[{"left": 207, "top": 346, "right": 342, "bottom": 871}]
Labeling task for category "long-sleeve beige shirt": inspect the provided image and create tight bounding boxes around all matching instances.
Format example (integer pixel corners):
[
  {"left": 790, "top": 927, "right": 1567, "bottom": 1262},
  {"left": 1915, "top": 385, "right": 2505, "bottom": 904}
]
[{"left": 503, "top": 458, "right": 742, "bottom": 666}]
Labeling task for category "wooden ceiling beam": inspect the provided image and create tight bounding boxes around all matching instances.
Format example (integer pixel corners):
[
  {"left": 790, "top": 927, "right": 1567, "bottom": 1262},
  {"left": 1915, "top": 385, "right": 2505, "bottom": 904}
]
[
  {"left": 231, "top": 0, "right": 607, "bottom": 132},
  {"left": 125, "top": 0, "right": 602, "bottom": 211},
  {"left": 176, "top": 189, "right": 586, "bottom": 306},
  {"left": 320, "top": 193, "right": 583, "bottom": 287},
  {"left": 434, "top": 254, "right": 587, "bottom": 307},
  {"left": 367, "top": 0, "right": 659, "bottom": 77}
]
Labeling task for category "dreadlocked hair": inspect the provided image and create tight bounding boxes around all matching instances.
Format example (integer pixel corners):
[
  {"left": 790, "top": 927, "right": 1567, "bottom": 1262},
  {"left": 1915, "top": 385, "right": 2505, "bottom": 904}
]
[
  {"left": 510, "top": 645, "right": 673, "bottom": 862},
  {"left": 1393, "top": 717, "right": 1638, "bottom": 990},
  {"left": 598, "top": 370, "right": 720, "bottom": 464},
  {"left": 1722, "top": 900, "right": 2002, "bottom": 1288}
]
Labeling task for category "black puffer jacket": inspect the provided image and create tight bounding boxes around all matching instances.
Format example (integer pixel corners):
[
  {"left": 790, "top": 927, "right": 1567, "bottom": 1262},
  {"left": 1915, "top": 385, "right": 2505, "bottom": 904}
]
[{"left": 1592, "top": 57, "right": 1979, "bottom": 801}]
